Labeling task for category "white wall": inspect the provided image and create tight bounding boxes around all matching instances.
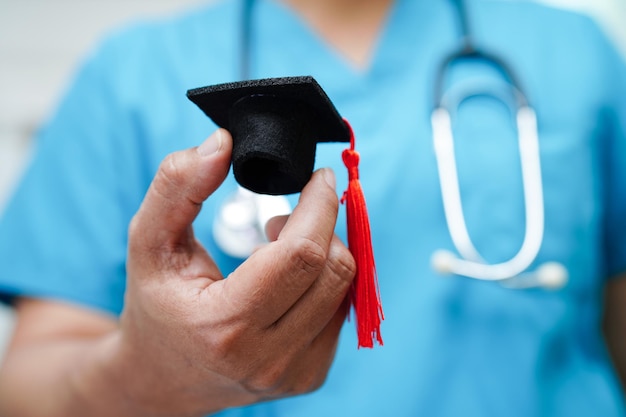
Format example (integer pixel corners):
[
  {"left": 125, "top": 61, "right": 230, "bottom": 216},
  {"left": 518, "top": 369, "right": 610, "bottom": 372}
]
[
  {"left": 538, "top": 0, "right": 626, "bottom": 57},
  {"left": 0, "top": 0, "right": 625, "bottom": 362},
  {"left": 0, "top": 0, "right": 209, "bottom": 208},
  {"left": 0, "top": 0, "right": 208, "bottom": 362}
]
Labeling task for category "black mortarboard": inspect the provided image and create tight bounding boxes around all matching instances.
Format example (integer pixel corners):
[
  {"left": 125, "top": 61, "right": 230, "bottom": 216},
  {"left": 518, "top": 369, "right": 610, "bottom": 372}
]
[{"left": 187, "top": 76, "right": 350, "bottom": 195}]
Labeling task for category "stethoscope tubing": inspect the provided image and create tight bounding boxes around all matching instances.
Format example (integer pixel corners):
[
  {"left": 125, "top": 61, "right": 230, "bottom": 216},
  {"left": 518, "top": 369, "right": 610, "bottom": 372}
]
[
  {"left": 221, "top": 0, "right": 568, "bottom": 288},
  {"left": 429, "top": 0, "right": 567, "bottom": 288},
  {"left": 431, "top": 106, "right": 545, "bottom": 281}
]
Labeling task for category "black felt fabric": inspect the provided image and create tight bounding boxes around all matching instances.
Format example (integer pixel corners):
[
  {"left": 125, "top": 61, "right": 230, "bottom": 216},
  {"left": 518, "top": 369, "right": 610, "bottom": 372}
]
[{"left": 187, "top": 76, "right": 349, "bottom": 195}]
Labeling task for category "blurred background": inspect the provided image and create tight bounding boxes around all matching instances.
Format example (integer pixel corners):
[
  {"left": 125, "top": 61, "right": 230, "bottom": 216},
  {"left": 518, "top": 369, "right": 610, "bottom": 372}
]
[
  {"left": 0, "top": 0, "right": 625, "bottom": 360},
  {"left": 0, "top": 0, "right": 207, "bottom": 360}
]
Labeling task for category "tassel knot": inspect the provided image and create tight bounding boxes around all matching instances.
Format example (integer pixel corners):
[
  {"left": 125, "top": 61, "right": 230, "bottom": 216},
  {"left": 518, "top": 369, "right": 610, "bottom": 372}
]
[
  {"left": 341, "top": 119, "right": 384, "bottom": 349},
  {"left": 342, "top": 148, "right": 361, "bottom": 180}
]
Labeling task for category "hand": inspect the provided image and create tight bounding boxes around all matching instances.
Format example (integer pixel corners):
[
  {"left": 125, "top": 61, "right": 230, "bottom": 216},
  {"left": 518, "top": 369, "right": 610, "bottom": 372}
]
[{"left": 112, "top": 129, "right": 356, "bottom": 417}]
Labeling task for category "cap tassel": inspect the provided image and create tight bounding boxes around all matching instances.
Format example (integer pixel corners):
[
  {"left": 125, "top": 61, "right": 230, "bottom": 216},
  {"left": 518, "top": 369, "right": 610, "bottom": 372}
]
[{"left": 341, "top": 119, "right": 384, "bottom": 348}]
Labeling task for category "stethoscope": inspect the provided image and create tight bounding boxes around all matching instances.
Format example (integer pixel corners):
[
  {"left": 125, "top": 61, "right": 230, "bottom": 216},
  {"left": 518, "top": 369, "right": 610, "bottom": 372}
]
[
  {"left": 430, "top": 0, "right": 567, "bottom": 289},
  {"left": 213, "top": 0, "right": 292, "bottom": 258},
  {"left": 213, "top": 0, "right": 568, "bottom": 289}
]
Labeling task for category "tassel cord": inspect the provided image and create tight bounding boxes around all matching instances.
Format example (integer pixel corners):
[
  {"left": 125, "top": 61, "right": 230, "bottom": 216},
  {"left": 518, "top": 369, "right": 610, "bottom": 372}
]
[{"left": 341, "top": 120, "right": 384, "bottom": 348}]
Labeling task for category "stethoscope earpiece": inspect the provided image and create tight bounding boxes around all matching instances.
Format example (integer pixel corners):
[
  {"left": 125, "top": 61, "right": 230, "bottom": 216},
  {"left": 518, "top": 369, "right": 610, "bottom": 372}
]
[
  {"left": 430, "top": 70, "right": 569, "bottom": 290},
  {"left": 431, "top": 250, "right": 568, "bottom": 290},
  {"left": 431, "top": 249, "right": 458, "bottom": 275},
  {"left": 228, "top": 0, "right": 569, "bottom": 290},
  {"left": 532, "top": 262, "right": 569, "bottom": 290}
]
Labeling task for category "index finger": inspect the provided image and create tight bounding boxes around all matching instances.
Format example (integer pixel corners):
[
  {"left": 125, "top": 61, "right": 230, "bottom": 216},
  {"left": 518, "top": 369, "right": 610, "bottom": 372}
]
[{"left": 219, "top": 168, "right": 341, "bottom": 325}]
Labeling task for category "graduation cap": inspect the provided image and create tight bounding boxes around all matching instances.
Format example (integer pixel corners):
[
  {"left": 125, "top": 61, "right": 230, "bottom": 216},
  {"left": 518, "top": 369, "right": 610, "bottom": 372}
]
[
  {"left": 187, "top": 76, "right": 383, "bottom": 348},
  {"left": 187, "top": 76, "right": 350, "bottom": 195}
]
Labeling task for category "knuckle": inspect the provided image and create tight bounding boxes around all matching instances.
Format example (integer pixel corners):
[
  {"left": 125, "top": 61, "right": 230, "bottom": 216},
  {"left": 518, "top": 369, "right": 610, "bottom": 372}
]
[
  {"left": 288, "top": 237, "right": 328, "bottom": 275},
  {"left": 203, "top": 322, "right": 247, "bottom": 367},
  {"left": 209, "top": 337, "right": 330, "bottom": 399},
  {"left": 308, "top": 371, "right": 327, "bottom": 392},
  {"left": 155, "top": 152, "right": 185, "bottom": 192},
  {"left": 327, "top": 244, "right": 357, "bottom": 285},
  {"left": 201, "top": 325, "right": 275, "bottom": 388},
  {"left": 277, "top": 362, "right": 329, "bottom": 398},
  {"left": 304, "top": 371, "right": 327, "bottom": 393},
  {"left": 127, "top": 214, "right": 142, "bottom": 242},
  {"left": 243, "top": 371, "right": 282, "bottom": 396},
  {"left": 239, "top": 358, "right": 289, "bottom": 396},
  {"left": 288, "top": 370, "right": 325, "bottom": 396},
  {"left": 126, "top": 214, "right": 155, "bottom": 258},
  {"left": 239, "top": 350, "right": 332, "bottom": 398},
  {"left": 211, "top": 333, "right": 241, "bottom": 364},
  {"left": 153, "top": 150, "right": 206, "bottom": 208}
]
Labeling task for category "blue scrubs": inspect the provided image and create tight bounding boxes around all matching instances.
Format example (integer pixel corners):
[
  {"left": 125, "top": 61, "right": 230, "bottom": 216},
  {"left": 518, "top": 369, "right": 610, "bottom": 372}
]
[{"left": 2, "top": 0, "right": 626, "bottom": 415}]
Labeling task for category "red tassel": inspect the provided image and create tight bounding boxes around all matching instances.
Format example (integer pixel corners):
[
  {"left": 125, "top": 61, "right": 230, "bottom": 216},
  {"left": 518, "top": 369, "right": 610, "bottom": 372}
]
[{"left": 341, "top": 119, "right": 384, "bottom": 348}]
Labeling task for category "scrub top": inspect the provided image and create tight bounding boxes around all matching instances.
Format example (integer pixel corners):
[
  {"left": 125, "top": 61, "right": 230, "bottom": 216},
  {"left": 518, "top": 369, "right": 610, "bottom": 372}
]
[{"left": 2, "top": 0, "right": 626, "bottom": 416}]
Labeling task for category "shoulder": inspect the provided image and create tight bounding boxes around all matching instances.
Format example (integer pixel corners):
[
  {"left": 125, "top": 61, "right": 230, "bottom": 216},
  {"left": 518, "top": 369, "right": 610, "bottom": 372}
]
[
  {"left": 477, "top": 0, "right": 596, "bottom": 24},
  {"left": 474, "top": 0, "right": 611, "bottom": 47},
  {"left": 78, "top": 0, "right": 241, "bottom": 87},
  {"left": 100, "top": 0, "right": 239, "bottom": 52},
  {"left": 470, "top": 1, "right": 625, "bottom": 102},
  {"left": 477, "top": 0, "right": 622, "bottom": 60},
  {"left": 64, "top": 0, "right": 242, "bottom": 121}
]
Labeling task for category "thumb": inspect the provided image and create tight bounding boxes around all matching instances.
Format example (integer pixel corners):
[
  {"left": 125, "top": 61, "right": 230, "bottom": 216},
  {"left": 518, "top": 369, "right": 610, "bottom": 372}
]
[{"left": 129, "top": 128, "right": 233, "bottom": 255}]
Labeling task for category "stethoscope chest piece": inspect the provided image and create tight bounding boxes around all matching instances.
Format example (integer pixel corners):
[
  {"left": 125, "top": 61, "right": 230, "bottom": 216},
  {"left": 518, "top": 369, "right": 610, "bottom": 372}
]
[
  {"left": 428, "top": 37, "right": 569, "bottom": 290},
  {"left": 213, "top": 187, "right": 291, "bottom": 259},
  {"left": 430, "top": 96, "right": 568, "bottom": 290}
]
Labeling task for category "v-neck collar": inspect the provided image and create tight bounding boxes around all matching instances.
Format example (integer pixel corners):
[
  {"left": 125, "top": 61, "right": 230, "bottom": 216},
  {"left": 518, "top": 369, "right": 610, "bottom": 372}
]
[{"left": 257, "top": 0, "right": 410, "bottom": 80}]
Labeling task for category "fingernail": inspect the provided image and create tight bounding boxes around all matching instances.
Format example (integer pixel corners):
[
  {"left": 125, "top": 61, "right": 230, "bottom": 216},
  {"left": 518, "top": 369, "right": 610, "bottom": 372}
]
[
  {"left": 197, "top": 129, "right": 223, "bottom": 156},
  {"left": 321, "top": 168, "right": 336, "bottom": 190}
]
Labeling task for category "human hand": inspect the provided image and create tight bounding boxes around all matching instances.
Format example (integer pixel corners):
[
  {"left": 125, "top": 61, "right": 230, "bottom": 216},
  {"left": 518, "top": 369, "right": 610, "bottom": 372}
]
[{"left": 112, "top": 128, "right": 356, "bottom": 417}]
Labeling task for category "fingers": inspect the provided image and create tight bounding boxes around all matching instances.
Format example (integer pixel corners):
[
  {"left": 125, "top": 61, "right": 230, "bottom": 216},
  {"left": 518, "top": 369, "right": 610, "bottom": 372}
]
[
  {"left": 280, "top": 301, "right": 349, "bottom": 395},
  {"left": 278, "top": 168, "right": 338, "bottom": 245},
  {"left": 129, "top": 129, "right": 233, "bottom": 259},
  {"left": 272, "top": 235, "right": 354, "bottom": 343},
  {"left": 264, "top": 215, "right": 289, "bottom": 242},
  {"left": 240, "top": 300, "right": 349, "bottom": 398},
  {"left": 219, "top": 168, "right": 352, "bottom": 326}
]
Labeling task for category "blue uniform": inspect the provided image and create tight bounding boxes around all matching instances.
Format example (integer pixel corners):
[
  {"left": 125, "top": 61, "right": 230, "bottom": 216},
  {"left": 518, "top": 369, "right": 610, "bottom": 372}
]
[{"left": 2, "top": 0, "right": 626, "bottom": 415}]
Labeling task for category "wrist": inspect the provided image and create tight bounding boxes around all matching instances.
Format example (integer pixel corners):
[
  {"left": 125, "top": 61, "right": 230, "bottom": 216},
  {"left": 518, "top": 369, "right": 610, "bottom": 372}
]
[
  {"left": 69, "top": 331, "right": 151, "bottom": 417},
  {"left": 78, "top": 329, "right": 235, "bottom": 417}
]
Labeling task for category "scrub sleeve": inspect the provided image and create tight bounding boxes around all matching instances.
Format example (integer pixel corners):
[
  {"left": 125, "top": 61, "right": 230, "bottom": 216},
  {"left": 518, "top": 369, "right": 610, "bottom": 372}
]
[
  {"left": 0, "top": 36, "right": 148, "bottom": 315},
  {"left": 600, "top": 27, "right": 626, "bottom": 279}
]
